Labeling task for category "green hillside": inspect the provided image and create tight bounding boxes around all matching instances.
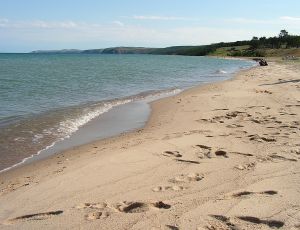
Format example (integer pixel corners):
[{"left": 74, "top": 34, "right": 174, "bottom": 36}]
[{"left": 209, "top": 46, "right": 300, "bottom": 57}]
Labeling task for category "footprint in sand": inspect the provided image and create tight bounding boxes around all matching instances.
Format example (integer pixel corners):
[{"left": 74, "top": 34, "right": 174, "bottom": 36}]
[
  {"left": 169, "top": 173, "right": 204, "bottom": 184},
  {"left": 175, "top": 159, "right": 200, "bottom": 164},
  {"left": 194, "top": 144, "right": 212, "bottom": 159},
  {"left": 199, "top": 111, "right": 248, "bottom": 124},
  {"left": 165, "top": 225, "right": 179, "bottom": 230},
  {"left": 195, "top": 145, "right": 229, "bottom": 159},
  {"left": 248, "top": 134, "right": 276, "bottom": 143},
  {"left": 226, "top": 124, "right": 245, "bottom": 128},
  {"left": 255, "top": 89, "right": 273, "bottom": 94},
  {"left": 237, "top": 216, "right": 284, "bottom": 228},
  {"left": 162, "top": 151, "right": 182, "bottom": 158},
  {"left": 257, "top": 153, "right": 297, "bottom": 163},
  {"left": 114, "top": 201, "right": 171, "bottom": 213},
  {"left": 152, "top": 172, "right": 204, "bottom": 192},
  {"left": 163, "top": 150, "right": 201, "bottom": 164},
  {"left": 85, "top": 211, "right": 109, "bottom": 220},
  {"left": 75, "top": 202, "right": 108, "bottom": 210},
  {"left": 209, "top": 214, "right": 285, "bottom": 229},
  {"left": 268, "top": 153, "right": 297, "bottom": 162},
  {"left": 209, "top": 215, "right": 237, "bottom": 230},
  {"left": 215, "top": 150, "right": 228, "bottom": 158},
  {"left": 75, "top": 202, "right": 111, "bottom": 221},
  {"left": 3, "top": 210, "right": 63, "bottom": 225},
  {"left": 291, "top": 149, "right": 300, "bottom": 155},
  {"left": 76, "top": 201, "right": 170, "bottom": 220},
  {"left": 234, "top": 162, "right": 256, "bottom": 170},
  {"left": 0, "top": 182, "right": 31, "bottom": 196},
  {"left": 232, "top": 190, "right": 278, "bottom": 198},
  {"left": 225, "top": 111, "right": 248, "bottom": 119},
  {"left": 152, "top": 185, "right": 186, "bottom": 192}
]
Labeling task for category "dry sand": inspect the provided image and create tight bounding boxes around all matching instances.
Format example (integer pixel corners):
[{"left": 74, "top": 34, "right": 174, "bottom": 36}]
[{"left": 0, "top": 61, "right": 299, "bottom": 230}]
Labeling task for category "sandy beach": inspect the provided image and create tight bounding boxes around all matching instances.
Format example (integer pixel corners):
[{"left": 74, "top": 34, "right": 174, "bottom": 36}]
[{"left": 0, "top": 61, "right": 299, "bottom": 230}]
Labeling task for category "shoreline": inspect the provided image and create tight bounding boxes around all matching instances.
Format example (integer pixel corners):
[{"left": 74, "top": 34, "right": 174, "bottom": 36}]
[
  {"left": 1, "top": 61, "right": 299, "bottom": 229},
  {"left": 0, "top": 59, "right": 255, "bottom": 177},
  {"left": 0, "top": 57, "right": 252, "bottom": 173}
]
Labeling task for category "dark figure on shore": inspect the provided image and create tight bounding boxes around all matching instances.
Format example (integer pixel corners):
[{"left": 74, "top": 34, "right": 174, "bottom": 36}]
[{"left": 258, "top": 59, "right": 268, "bottom": 66}]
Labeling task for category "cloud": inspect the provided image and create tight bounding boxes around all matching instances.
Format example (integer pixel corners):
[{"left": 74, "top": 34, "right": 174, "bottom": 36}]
[
  {"left": 0, "top": 18, "right": 82, "bottom": 29},
  {"left": 0, "top": 18, "right": 10, "bottom": 27},
  {"left": 227, "top": 17, "right": 300, "bottom": 27},
  {"left": 280, "top": 16, "right": 300, "bottom": 21},
  {"left": 0, "top": 21, "right": 252, "bottom": 50},
  {"left": 132, "top": 15, "right": 198, "bottom": 21},
  {"left": 169, "top": 26, "right": 265, "bottom": 45},
  {"left": 31, "top": 20, "right": 79, "bottom": 29},
  {"left": 226, "top": 18, "right": 275, "bottom": 25},
  {"left": 112, "top": 20, "right": 124, "bottom": 26}
]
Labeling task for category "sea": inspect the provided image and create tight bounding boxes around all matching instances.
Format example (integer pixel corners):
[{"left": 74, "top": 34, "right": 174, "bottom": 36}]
[{"left": 0, "top": 54, "right": 255, "bottom": 172}]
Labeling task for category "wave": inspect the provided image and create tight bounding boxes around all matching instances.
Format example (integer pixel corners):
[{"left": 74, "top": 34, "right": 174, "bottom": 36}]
[
  {"left": 58, "top": 99, "right": 132, "bottom": 138},
  {"left": 215, "top": 69, "right": 227, "bottom": 74}
]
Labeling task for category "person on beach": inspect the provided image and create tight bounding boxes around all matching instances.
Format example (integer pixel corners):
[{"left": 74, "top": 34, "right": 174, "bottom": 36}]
[{"left": 259, "top": 59, "right": 268, "bottom": 66}]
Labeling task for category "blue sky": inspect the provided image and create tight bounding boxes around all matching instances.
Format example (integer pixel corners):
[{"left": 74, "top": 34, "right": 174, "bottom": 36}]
[{"left": 0, "top": 0, "right": 300, "bottom": 52}]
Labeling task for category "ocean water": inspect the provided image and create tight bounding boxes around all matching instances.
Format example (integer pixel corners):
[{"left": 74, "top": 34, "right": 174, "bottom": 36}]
[{"left": 0, "top": 54, "right": 255, "bottom": 171}]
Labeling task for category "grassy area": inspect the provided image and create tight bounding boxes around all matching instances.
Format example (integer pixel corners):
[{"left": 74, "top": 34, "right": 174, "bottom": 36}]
[
  {"left": 263, "top": 48, "right": 300, "bottom": 57},
  {"left": 210, "top": 46, "right": 300, "bottom": 58},
  {"left": 210, "top": 45, "right": 250, "bottom": 56}
]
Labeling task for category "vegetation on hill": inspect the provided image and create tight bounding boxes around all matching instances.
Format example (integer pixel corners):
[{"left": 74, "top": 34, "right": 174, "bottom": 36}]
[
  {"left": 209, "top": 30, "right": 300, "bottom": 57},
  {"left": 150, "top": 30, "right": 300, "bottom": 57},
  {"left": 82, "top": 47, "right": 156, "bottom": 54}
]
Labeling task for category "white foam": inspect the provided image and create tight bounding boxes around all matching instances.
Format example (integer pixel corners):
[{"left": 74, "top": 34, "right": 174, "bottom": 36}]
[
  {"left": 215, "top": 69, "right": 227, "bottom": 74},
  {"left": 13, "top": 137, "right": 26, "bottom": 142},
  {"left": 0, "top": 141, "right": 57, "bottom": 173},
  {"left": 142, "top": 88, "right": 182, "bottom": 102},
  {"left": 32, "top": 133, "right": 44, "bottom": 143},
  {"left": 58, "top": 99, "right": 132, "bottom": 137}
]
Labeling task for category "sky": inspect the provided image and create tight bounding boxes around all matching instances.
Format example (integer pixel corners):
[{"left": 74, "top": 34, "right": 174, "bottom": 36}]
[{"left": 0, "top": 0, "right": 300, "bottom": 52}]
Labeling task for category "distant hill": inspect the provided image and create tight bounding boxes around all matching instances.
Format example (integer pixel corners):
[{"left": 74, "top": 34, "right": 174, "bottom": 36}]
[
  {"left": 31, "top": 30, "right": 300, "bottom": 57},
  {"left": 31, "top": 49, "right": 82, "bottom": 54},
  {"left": 103, "top": 47, "right": 156, "bottom": 54},
  {"left": 30, "top": 46, "right": 223, "bottom": 56},
  {"left": 31, "top": 47, "right": 155, "bottom": 54}
]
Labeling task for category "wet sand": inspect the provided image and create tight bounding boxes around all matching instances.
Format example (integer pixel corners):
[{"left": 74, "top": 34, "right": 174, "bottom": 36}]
[
  {"left": 21, "top": 100, "right": 151, "bottom": 167},
  {"left": 0, "top": 61, "right": 299, "bottom": 230}
]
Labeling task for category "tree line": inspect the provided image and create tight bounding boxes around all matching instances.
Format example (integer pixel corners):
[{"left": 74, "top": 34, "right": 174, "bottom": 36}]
[
  {"left": 151, "top": 30, "right": 300, "bottom": 57},
  {"left": 250, "top": 30, "right": 300, "bottom": 49}
]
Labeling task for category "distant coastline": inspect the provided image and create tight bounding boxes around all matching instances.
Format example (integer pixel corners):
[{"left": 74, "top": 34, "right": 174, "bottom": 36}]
[{"left": 30, "top": 30, "right": 300, "bottom": 57}]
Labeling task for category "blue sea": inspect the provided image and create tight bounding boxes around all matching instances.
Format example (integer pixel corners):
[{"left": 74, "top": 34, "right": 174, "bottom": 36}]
[{"left": 0, "top": 54, "right": 255, "bottom": 171}]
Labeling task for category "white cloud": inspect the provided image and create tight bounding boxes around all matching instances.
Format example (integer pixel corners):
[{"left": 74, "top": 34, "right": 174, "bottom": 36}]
[
  {"left": 1, "top": 19, "right": 257, "bottom": 49},
  {"left": 280, "top": 16, "right": 300, "bottom": 21},
  {"left": 132, "top": 15, "right": 198, "bottom": 21},
  {"left": 112, "top": 20, "right": 124, "bottom": 26},
  {"left": 227, "top": 17, "right": 300, "bottom": 27},
  {"left": 0, "top": 18, "right": 9, "bottom": 27},
  {"left": 0, "top": 19, "right": 82, "bottom": 29},
  {"left": 31, "top": 20, "right": 79, "bottom": 29},
  {"left": 226, "top": 18, "right": 275, "bottom": 25},
  {"left": 169, "top": 27, "right": 266, "bottom": 45}
]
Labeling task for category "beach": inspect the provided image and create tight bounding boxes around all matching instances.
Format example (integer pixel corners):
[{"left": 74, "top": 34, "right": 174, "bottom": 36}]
[{"left": 0, "top": 61, "right": 299, "bottom": 229}]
